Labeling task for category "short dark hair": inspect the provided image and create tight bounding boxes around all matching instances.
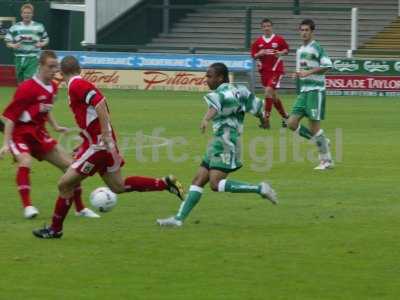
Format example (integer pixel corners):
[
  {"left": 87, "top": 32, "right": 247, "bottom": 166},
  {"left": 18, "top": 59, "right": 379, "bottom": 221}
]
[
  {"left": 39, "top": 50, "right": 57, "bottom": 65},
  {"left": 300, "top": 19, "right": 315, "bottom": 31},
  {"left": 209, "top": 63, "right": 229, "bottom": 83},
  {"left": 61, "top": 56, "right": 81, "bottom": 75},
  {"left": 261, "top": 18, "right": 273, "bottom": 25}
]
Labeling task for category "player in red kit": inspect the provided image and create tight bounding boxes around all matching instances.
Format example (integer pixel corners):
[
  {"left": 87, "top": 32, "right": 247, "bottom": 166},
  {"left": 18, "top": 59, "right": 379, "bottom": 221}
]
[
  {"left": 0, "top": 50, "right": 99, "bottom": 219},
  {"left": 33, "top": 56, "right": 184, "bottom": 239},
  {"left": 251, "top": 18, "right": 289, "bottom": 129}
]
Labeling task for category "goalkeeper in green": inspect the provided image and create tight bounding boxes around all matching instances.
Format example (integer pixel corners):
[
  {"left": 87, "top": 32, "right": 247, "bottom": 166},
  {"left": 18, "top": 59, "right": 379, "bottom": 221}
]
[
  {"left": 4, "top": 3, "right": 49, "bottom": 83},
  {"left": 157, "top": 63, "right": 277, "bottom": 227}
]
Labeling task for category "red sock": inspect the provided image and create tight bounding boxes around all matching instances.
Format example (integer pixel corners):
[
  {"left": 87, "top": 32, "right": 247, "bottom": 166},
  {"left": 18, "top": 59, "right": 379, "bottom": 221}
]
[
  {"left": 265, "top": 97, "right": 274, "bottom": 119},
  {"left": 73, "top": 186, "right": 85, "bottom": 212},
  {"left": 124, "top": 176, "right": 167, "bottom": 192},
  {"left": 16, "top": 167, "right": 31, "bottom": 208},
  {"left": 51, "top": 196, "right": 73, "bottom": 233},
  {"left": 273, "top": 98, "right": 288, "bottom": 118}
]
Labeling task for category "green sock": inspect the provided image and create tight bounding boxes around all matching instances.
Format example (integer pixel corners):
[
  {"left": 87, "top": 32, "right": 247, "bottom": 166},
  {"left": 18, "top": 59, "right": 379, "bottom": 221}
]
[
  {"left": 296, "top": 125, "right": 312, "bottom": 140},
  {"left": 219, "top": 179, "right": 261, "bottom": 194},
  {"left": 313, "top": 129, "right": 332, "bottom": 160},
  {"left": 175, "top": 185, "right": 203, "bottom": 221}
]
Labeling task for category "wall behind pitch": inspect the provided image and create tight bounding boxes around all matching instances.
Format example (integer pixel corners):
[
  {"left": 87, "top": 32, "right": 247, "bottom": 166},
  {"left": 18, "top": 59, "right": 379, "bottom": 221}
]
[
  {"left": 0, "top": 1, "right": 83, "bottom": 65},
  {"left": 0, "top": 1, "right": 51, "bottom": 64}
]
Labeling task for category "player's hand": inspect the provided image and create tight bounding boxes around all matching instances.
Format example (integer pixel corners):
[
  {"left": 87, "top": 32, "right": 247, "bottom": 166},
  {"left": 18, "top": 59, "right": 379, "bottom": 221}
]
[
  {"left": 10, "top": 43, "right": 21, "bottom": 49},
  {"left": 39, "top": 103, "right": 53, "bottom": 113},
  {"left": 35, "top": 42, "right": 46, "bottom": 48},
  {"left": 200, "top": 119, "right": 209, "bottom": 134},
  {"left": 100, "top": 134, "right": 115, "bottom": 151},
  {"left": 0, "top": 145, "right": 10, "bottom": 159},
  {"left": 54, "top": 126, "right": 70, "bottom": 133},
  {"left": 297, "top": 70, "right": 311, "bottom": 78},
  {"left": 256, "top": 60, "right": 262, "bottom": 71}
]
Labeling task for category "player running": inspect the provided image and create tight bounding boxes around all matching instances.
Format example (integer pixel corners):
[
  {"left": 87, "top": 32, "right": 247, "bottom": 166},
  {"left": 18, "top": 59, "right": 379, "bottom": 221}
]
[
  {"left": 288, "top": 19, "right": 334, "bottom": 170},
  {"left": 0, "top": 50, "right": 98, "bottom": 219},
  {"left": 157, "top": 63, "right": 277, "bottom": 228},
  {"left": 251, "top": 18, "right": 289, "bottom": 129},
  {"left": 32, "top": 56, "right": 184, "bottom": 239}
]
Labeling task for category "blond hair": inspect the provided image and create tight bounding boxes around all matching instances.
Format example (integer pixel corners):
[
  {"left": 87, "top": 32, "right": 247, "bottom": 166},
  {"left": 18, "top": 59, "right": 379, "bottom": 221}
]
[{"left": 21, "top": 3, "right": 34, "bottom": 12}]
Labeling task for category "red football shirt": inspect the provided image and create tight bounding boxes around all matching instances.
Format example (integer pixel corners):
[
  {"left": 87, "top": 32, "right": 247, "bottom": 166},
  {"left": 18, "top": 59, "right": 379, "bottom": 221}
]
[
  {"left": 2, "top": 76, "right": 58, "bottom": 129},
  {"left": 67, "top": 76, "right": 114, "bottom": 145},
  {"left": 251, "top": 34, "right": 289, "bottom": 73}
]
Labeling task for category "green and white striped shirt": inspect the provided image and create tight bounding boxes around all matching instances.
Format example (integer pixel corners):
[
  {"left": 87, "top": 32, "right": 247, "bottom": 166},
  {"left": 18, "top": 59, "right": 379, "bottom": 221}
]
[
  {"left": 5, "top": 21, "right": 49, "bottom": 57},
  {"left": 204, "top": 83, "right": 263, "bottom": 135},
  {"left": 296, "top": 40, "right": 332, "bottom": 92}
]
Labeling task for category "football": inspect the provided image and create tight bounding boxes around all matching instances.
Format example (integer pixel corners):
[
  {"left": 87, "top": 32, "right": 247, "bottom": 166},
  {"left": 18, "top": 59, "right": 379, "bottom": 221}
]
[{"left": 89, "top": 187, "right": 117, "bottom": 212}]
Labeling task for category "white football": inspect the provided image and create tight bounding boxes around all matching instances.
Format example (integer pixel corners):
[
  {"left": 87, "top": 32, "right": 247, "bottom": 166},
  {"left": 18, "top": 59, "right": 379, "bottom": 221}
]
[{"left": 89, "top": 187, "right": 117, "bottom": 212}]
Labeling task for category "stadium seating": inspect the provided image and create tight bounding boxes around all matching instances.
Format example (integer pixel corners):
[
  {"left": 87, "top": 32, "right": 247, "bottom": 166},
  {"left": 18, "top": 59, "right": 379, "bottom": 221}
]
[
  {"left": 355, "top": 16, "right": 400, "bottom": 58},
  {"left": 142, "top": 0, "right": 398, "bottom": 89}
]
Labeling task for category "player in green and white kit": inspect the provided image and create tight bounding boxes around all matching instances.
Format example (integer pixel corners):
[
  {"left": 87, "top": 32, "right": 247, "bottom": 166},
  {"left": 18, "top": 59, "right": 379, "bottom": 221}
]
[
  {"left": 288, "top": 19, "right": 334, "bottom": 170},
  {"left": 157, "top": 63, "right": 277, "bottom": 227},
  {"left": 4, "top": 3, "right": 49, "bottom": 83}
]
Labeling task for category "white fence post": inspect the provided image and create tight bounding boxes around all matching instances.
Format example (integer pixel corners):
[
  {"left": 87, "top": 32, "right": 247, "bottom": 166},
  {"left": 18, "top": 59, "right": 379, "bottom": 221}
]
[
  {"left": 83, "top": 0, "right": 97, "bottom": 45},
  {"left": 348, "top": 7, "right": 358, "bottom": 58},
  {"left": 163, "top": 0, "right": 170, "bottom": 34}
]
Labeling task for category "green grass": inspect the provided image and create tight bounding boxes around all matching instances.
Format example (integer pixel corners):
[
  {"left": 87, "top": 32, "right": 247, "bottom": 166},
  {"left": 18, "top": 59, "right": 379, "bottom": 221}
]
[{"left": 0, "top": 87, "right": 399, "bottom": 299}]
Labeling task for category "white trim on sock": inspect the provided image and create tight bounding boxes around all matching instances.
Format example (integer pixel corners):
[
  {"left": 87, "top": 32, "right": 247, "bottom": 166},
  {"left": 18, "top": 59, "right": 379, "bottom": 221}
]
[
  {"left": 313, "top": 129, "right": 324, "bottom": 139},
  {"left": 218, "top": 179, "right": 227, "bottom": 192},
  {"left": 189, "top": 185, "right": 203, "bottom": 193}
]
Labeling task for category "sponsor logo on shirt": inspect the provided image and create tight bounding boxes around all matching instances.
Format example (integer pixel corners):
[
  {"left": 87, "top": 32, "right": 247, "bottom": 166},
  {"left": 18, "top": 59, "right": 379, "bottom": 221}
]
[
  {"left": 272, "top": 43, "right": 278, "bottom": 49},
  {"left": 38, "top": 95, "right": 47, "bottom": 101}
]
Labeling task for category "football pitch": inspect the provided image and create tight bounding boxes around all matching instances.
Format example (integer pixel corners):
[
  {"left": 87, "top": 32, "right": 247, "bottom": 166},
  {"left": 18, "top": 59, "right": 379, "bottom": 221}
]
[{"left": 0, "top": 87, "right": 399, "bottom": 299}]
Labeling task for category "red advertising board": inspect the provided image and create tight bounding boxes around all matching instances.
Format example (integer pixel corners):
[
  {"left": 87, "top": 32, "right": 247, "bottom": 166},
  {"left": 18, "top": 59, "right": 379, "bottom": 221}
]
[
  {"left": 327, "top": 75, "right": 400, "bottom": 91},
  {"left": 0, "top": 65, "right": 16, "bottom": 86}
]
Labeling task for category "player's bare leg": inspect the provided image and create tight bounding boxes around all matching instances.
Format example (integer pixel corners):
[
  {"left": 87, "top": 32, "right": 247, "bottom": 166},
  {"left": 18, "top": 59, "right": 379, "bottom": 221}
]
[
  {"left": 33, "top": 167, "right": 87, "bottom": 239},
  {"left": 101, "top": 169, "right": 183, "bottom": 199},
  {"left": 42, "top": 145, "right": 99, "bottom": 217},
  {"left": 309, "top": 120, "right": 333, "bottom": 170}
]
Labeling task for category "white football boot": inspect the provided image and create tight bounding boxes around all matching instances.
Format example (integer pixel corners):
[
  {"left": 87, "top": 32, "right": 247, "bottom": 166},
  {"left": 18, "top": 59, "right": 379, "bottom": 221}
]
[
  {"left": 75, "top": 208, "right": 100, "bottom": 218},
  {"left": 156, "top": 216, "right": 183, "bottom": 227},
  {"left": 314, "top": 160, "right": 334, "bottom": 170},
  {"left": 259, "top": 182, "right": 278, "bottom": 204},
  {"left": 24, "top": 206, "right": 39, "bottom": 219}
]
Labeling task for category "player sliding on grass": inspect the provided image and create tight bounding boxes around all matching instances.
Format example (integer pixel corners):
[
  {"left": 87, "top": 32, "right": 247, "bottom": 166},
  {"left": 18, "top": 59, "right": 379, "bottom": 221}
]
[
  {"left": 287, "top": 19, "right": 334, "bottom": 170},
  {"left": 32, "top": 56, "right": 184, "bottom": 239},
  {"left": 157, "top": 63, "right": 277, "bottom": 227},
  {"left": 0, "top": 50, "right": 98, "bottom": 219}
]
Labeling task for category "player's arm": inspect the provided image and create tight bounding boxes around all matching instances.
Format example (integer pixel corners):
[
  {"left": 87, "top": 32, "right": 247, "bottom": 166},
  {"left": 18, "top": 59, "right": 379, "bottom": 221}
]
[
  {"left": 35, "top": 25, "right": 49, "bottom": 48},
  {"left": 4, "top": 27, "right": 21, "bottom": 49},
  {"left": 297, "top": 47, "right": 332, "bottom": 78},
  {"left": 0, "top": 117, "right": 14, "bottom": 158},
  {"left": 47, "top": 112, "right": 69, "bottom": 133},
  {"left": 200, "top": 107, "right": 217, "bottom": 134},
  {"left": 296, "top": 66, "right": 330, "bottom": 78},
  {"left": 275, "top": 37, "right": 289, "bottom": 57},
  {"left": 95, "top": 99, "right": 114, "bottom": 149}
]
